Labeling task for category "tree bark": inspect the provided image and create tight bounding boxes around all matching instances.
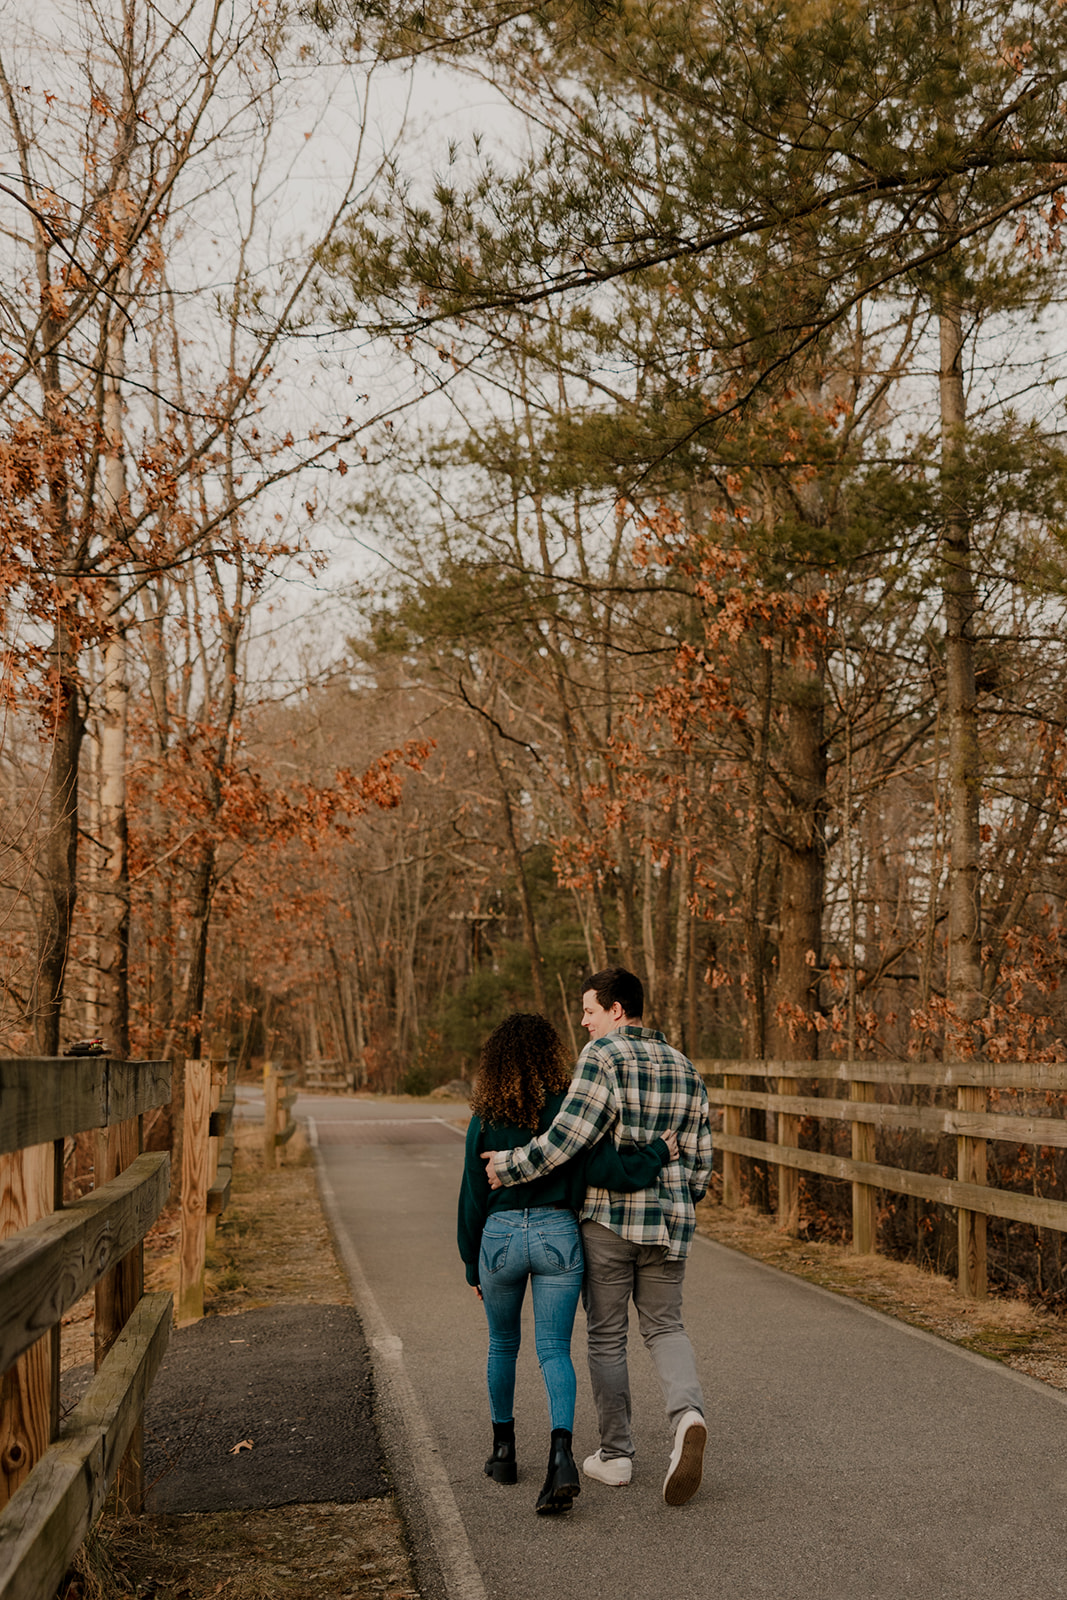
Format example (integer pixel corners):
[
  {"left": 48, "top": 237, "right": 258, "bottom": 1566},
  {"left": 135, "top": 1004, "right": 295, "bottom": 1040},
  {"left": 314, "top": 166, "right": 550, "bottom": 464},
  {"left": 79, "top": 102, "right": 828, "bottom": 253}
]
[
  {"left": 769, "top": 646, "right": 827, "bottom": 1228},
  {"left": 486, "top": 727, "right": 548, "bottom": 1012},
  {"left": 33, "top": 615, "right": 83, "bottom": 1055},
  {"left": 938, "top": 200, "right": 986, "bottom": 1298}
]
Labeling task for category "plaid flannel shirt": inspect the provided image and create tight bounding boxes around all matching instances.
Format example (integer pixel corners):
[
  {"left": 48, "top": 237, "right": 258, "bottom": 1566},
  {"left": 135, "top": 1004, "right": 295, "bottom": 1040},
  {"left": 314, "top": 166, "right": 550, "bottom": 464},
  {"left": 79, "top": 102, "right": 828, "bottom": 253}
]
[{"left": 494, "top": 1025, "right": 713, "bottom": 1259}]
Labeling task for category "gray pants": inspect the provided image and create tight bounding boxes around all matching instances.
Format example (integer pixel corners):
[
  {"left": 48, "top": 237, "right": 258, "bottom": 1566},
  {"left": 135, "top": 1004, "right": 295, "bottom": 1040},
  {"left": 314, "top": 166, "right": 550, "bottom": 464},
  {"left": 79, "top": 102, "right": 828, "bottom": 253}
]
[{"left": 580, "top": 1220, "right": 704, "bottom": 1460}]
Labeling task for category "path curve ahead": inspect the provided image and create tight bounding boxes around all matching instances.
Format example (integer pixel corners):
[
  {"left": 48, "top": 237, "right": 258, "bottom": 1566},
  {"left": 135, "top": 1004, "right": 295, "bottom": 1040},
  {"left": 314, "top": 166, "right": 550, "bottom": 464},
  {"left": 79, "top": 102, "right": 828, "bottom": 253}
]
[{"left": 298, "top": 1093, "right": 1067, "bottom": 1600}]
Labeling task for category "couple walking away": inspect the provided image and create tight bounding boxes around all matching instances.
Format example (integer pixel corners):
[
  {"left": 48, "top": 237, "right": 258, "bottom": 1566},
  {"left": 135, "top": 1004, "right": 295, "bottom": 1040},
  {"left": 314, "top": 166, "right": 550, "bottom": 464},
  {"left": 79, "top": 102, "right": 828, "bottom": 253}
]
[{"left": 457, "top": 966, "right": 713, "bottom": 1517}]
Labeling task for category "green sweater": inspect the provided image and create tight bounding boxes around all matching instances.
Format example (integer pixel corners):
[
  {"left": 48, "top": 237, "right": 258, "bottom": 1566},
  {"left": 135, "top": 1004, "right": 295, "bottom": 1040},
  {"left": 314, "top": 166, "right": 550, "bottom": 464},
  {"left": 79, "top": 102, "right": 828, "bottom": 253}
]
[{"left": 457, "top": 1091, "right": 669, "bottom": 1286}]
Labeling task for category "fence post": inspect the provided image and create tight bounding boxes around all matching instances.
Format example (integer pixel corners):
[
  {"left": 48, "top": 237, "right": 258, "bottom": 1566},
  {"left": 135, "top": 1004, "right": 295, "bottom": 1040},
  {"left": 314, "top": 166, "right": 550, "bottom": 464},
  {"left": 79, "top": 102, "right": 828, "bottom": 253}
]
[
  {"left": 94, "top": 1102, "right": 146, "bottom": 1511},
  {"left": 204, "top": 1061, "right": 227, "bottom": 1247},
  {"left": 850, "top": 1079, "right": 877, "bottom": 1255},
  {"left": 777, "top": 1068, "right": 800, "bottom": 1234},
  {"left": 957, "top": 1083, "right": 988, "bottom": 1298},
  {"left": 178, "top": 1058, "right": 212, "bottom": 1327},
  {"left": 722, "top": 1070, "right": 742, "bottom": 1208},
  {"left": 263, "top": 1062, "right": 280, "bottom": 1170},
  {"left": 0, "top": 1141, "right": 56, "bottom": 1508}
]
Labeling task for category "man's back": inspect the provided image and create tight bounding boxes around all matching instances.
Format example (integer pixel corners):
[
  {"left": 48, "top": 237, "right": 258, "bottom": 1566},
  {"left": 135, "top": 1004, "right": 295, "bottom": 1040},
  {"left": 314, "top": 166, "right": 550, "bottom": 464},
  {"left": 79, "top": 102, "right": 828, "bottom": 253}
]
[{"left": 577, "top": 1023, "right": 712, "bottom": 1257}]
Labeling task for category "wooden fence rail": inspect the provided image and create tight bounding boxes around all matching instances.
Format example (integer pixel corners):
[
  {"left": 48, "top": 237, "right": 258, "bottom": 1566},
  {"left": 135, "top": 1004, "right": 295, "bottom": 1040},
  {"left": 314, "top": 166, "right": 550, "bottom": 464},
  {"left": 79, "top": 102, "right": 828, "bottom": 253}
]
[
  {"left": 0, "top": 1056, "right": 172, "bottom": 1600},
  {"left": 696, "top": 1057, "right": 1067, "bottom": 1300}
]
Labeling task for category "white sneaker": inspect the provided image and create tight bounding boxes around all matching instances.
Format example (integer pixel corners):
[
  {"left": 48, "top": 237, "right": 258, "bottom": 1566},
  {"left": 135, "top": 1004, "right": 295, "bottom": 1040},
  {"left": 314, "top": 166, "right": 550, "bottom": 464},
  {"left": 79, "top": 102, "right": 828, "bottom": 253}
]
[
  {"left": 663, "top": 1410, "right": 706, "bottom": 1506},
  {"left": 582, "top": 1449, "right": 632, "bottom": 1486}
]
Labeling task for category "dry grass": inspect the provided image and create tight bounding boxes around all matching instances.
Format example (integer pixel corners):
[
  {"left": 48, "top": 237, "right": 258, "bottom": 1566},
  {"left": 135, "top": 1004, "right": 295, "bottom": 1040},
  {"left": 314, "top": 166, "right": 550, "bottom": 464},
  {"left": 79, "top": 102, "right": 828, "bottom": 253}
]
[
  {"left": 58, "top": 1117, "right": 420, "bottom": 1600},
  {"left": 66, "top": 1502, "right": 418, "bottom": 1600},
  {"left": 696, "top": 1198, "right": 1067, "bottom": 1388}
]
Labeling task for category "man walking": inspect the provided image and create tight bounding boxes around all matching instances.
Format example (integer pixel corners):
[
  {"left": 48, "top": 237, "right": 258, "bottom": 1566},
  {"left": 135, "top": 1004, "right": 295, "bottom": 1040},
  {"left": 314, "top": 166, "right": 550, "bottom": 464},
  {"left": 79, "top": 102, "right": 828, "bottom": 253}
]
[{"left": 484, "top": 966, "right": 713, "bottom": 1505}]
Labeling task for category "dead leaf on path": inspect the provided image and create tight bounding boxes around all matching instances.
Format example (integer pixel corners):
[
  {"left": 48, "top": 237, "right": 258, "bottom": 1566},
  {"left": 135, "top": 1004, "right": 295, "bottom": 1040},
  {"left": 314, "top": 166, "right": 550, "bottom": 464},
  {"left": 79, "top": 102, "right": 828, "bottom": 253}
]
[{"left": 229, "top": 1438, "right": 253, "bottom": 1454}]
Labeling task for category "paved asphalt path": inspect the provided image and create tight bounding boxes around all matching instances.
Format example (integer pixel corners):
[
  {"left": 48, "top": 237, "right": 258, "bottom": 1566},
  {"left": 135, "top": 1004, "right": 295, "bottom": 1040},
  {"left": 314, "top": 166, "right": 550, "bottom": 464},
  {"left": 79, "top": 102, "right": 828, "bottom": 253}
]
[{"left": 298, "top": 1093, "right": 1067, "bottom": 1600}]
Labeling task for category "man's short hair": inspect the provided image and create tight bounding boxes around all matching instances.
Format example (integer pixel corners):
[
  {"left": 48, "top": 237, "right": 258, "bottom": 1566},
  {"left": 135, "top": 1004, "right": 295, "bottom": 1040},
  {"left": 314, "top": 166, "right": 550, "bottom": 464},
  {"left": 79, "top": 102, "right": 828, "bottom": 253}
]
[{"left": 583, "top": 966, "right": 644, "bottom": 1020}]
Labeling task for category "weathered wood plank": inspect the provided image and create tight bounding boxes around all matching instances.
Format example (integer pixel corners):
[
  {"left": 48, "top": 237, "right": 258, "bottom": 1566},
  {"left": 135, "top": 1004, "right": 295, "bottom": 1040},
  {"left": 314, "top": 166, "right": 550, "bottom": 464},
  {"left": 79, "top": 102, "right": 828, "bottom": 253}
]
[
  {"left": 93, "top": 1116, "right": 145, "bottom": 1511},
  {"left": 0, "top": 1153, "right": 169, "bottom": 1375},
  {"left": 714, "top": 1132, "right": 1067, "bottom": 1232},
  {"left": 0, "top": 1060, "right": 169, "bottom": 1155},
  {"left": 0, "top": 1292, "right": 171, "bottom": 1600},
  {"left": 704, "top": 1086, "right": 1067, "bottom": 1148},
  {"left": 207, "top": 1125, "right": 234, "bottom": 1219},
  {"left": 0, "top": 1063, "right": 105, "bottom": 1157},
  {"left": 208, "top": 1096, "right": 234, "bottom": 1140},
  {"left": 104, "top": 1061, "right": 171, "bottom": 1126},
  {"left": 697, "top": 1058, "right": 1067, "bottom": 1092},
  {"left": 206, "top": 1174, "right": 232, "bottom": 1216},
  {"left": 0, "top": 1146, "right": 55, "bottom": 1509},
  {"left": 178, "top": 1061, "right": 212, "bottom": 1328}
]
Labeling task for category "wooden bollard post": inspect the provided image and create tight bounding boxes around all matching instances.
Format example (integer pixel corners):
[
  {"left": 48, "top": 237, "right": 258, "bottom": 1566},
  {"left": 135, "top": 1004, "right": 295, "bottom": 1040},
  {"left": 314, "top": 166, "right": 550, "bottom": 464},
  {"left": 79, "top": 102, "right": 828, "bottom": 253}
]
[
  {"left": 263, "top": 1062, "right": 280, "bottom": 1170},
  {"left": 850, "top": 1079, "right": 877, "bottom": 1255},
  {"left": 178, "top": 1058, "right": 212, "bottom": 1327},
  {"left": 957, "top": 1084, "right": 988, "bottom": 1298},
  {"left": 0, "top": 1141, "right": 57, "bottom": 1509}
]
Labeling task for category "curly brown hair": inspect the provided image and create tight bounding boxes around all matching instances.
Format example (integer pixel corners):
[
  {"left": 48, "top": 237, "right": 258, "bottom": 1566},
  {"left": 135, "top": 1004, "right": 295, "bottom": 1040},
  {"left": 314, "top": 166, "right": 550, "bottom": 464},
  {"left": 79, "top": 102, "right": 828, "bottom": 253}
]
[{"left": 470, "top": 1012, "right": 572, "bottom": 1131}]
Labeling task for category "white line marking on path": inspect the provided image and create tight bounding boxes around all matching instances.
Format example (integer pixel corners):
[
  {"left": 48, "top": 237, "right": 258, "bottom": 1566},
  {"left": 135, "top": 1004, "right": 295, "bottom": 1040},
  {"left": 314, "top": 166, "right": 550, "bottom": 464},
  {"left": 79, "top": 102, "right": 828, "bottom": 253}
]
[{"left": 307, "top": 1118, "right": 487, "bottom": 1600}]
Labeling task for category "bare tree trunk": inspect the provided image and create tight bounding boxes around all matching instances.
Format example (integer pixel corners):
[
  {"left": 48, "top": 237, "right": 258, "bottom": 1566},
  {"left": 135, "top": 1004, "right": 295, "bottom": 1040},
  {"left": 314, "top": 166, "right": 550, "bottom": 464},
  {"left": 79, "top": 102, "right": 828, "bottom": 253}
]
[
  {"left": 642, "top": 843, "right": 657, "bottom": 1016},
  {"left": 667, "top": 763, "right": 696, "bottom": 1047},
  {"left": 96, "top": 6, "right": 138, "bottom": 1059},
  {"left": 6, "top": 51, "right": 85, "bottom": 1057},
  {"left": 143, "top": 587, "right": 175, "bottom": 1052},
  {"left": 486, "top": 728, "right": 548, "bottom": 1012},
  {"left": 938, "top": 207, "right": 986, "bottom": 1297},
  {"left": 940, "top": 296, "right": 983, "bottom": 1037},
  {"left": 769, "top": 654, "right": 826, "bottom": 1049},
  {"left": 743, "top": 648, "right": 774, "bottom": 1060},
  {"left": 98, "top": 249, "right": 132, "bottom": 1059},
  {"left": 33, "top": 614, "right": 83, "bottom": 1055},
  {"left": 769, "top": 647, "right": 827, "bottom": 1226},
  {"left": 98, "top": 611, "right": 131, "bottom": 1058},
  {"left": 645, "top": 804, "right": 676, "bottom": 1029}
]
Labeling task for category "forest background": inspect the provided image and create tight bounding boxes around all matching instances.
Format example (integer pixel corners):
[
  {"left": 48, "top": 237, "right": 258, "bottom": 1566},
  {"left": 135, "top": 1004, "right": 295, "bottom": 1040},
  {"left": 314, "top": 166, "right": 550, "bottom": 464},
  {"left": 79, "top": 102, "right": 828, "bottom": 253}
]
[{"left": 6, "top": 0, "right": 1067, "bottom": 1298}]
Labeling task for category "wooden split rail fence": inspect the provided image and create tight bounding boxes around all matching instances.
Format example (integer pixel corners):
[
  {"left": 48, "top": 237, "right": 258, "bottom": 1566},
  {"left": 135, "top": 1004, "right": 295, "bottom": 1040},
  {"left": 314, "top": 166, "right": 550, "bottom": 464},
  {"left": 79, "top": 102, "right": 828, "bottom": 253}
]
[
  {"left": 302, "top": 1058, "right": 352, "bottom": 1092},
  {"left": 0, "top": 1056, "right": 172, "bottom": 1600},
  {"left": 697, "top": 1057, "right": 1067, "bottom": 1298}
]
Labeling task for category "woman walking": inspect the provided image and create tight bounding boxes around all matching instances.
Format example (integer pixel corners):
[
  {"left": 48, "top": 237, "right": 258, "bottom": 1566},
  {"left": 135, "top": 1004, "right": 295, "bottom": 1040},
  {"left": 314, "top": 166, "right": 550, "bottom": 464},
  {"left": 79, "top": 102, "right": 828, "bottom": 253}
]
[{"left": 458, "top": 1011, "right": 673, "bottom": 1515}]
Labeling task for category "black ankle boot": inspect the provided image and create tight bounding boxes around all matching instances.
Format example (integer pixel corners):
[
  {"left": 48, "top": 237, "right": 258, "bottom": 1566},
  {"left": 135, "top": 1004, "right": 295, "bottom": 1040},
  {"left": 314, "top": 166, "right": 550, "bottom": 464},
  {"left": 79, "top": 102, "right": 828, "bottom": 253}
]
[
  {"left": 485, "top": 1419, "right": 517, "bottom": 1484},
  {"left": 535, "top": 1428, "right": 580, "bottom": 1515}
]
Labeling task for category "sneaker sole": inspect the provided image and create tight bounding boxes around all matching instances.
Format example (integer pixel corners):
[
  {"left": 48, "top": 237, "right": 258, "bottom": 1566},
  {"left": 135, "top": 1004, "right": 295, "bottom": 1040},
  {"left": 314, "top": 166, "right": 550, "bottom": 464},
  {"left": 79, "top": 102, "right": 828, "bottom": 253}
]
[
  {"left": 663, "top": 1419, "right": 706, "bottom": 1506},
  {"left": 582, "top": 1464, "right": 631, "bottom": 1487}
]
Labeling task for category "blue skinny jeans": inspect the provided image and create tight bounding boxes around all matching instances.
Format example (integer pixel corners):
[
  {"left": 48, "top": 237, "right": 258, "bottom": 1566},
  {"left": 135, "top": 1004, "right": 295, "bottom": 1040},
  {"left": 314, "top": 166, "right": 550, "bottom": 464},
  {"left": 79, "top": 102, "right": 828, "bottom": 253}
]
[{"left": 478, "top": 1207, "right": 584, "bottom": 1432}]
